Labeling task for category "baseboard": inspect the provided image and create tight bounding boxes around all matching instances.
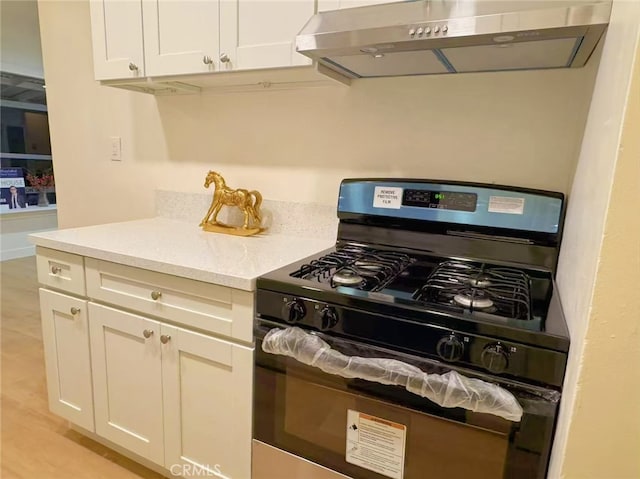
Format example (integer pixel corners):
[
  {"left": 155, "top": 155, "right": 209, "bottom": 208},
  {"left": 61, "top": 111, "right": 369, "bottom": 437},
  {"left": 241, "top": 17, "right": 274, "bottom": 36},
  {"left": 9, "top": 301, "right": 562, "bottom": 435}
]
[{"left": 1, "top": 245, "right": 35, "bottom": 261}]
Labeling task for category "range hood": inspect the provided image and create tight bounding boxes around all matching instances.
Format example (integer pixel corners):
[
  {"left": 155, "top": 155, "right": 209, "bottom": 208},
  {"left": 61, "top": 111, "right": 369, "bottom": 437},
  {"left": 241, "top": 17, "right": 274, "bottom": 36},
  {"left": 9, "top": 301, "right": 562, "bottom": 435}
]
[{"left": 296, "top": 0, "right": 612, "bottom": 79}]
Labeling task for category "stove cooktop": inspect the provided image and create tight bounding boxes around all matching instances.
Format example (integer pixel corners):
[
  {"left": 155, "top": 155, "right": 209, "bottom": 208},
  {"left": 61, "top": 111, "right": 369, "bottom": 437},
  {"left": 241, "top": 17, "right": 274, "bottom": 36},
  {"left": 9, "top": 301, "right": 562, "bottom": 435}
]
[
  {"left": 257, "top": 243, "right": 569, "bottom": 387},
  {"left": 287, "top": 244, "right": 553, "bottom": 330},
  {"left": 255, "top": 179, "right": 569, "bottom": 387}
]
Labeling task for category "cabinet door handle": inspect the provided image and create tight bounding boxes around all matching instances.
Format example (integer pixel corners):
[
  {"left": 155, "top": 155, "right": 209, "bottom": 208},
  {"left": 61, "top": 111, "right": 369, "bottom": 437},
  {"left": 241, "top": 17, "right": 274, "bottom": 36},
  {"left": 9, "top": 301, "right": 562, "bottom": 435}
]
[
  {"left": 160, "top": 334, "right": 171, "bottom": 344},
  {"left": 150, "top": 291, "right": 162, "bottom": 301},
  {"left": 128, "top": 62, "right": 138, "bottom": 71},
  {"left": 219, "top": 53, "right": 230, "bottom": 63},
  {"left": 203, "top": 55, "right": 213, "bottom": 65},
  {"left": 143, "top": 329, "right": 154, "bottom": 339},
  {"left": 70, "top": 307, "right": 81, "bottom": 315},
  {"left": 51, "top": 265, "right": 62, "bottom": 274}
]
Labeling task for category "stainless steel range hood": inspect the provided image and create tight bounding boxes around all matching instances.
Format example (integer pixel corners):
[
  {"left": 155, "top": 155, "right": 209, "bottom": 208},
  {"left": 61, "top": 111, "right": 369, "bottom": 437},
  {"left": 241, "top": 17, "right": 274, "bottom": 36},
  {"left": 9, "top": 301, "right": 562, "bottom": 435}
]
[{"left": 296, "top": 0, "right": 612, "bottom": 80}]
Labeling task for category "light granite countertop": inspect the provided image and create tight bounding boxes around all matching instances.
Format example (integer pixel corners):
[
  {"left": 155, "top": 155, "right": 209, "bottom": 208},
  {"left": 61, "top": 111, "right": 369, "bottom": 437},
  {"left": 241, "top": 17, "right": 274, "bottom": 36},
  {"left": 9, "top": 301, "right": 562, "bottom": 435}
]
[{"left": 30, "top": 217, "right": 335, "bottom": 291}]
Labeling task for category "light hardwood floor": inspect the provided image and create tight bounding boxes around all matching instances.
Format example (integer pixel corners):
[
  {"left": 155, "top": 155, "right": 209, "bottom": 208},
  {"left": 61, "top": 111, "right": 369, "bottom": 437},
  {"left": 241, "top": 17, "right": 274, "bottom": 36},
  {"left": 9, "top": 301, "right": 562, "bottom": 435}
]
[{"left": 1, "top": 257, "right": 166, "bottom": 479}]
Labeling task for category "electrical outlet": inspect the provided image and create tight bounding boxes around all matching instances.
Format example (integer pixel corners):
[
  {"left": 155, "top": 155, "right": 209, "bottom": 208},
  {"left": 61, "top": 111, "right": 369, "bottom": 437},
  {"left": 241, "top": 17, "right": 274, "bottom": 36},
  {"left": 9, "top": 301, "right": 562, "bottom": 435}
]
[{"left": 110, "top": 136, "right": 122, "bottom": 161}]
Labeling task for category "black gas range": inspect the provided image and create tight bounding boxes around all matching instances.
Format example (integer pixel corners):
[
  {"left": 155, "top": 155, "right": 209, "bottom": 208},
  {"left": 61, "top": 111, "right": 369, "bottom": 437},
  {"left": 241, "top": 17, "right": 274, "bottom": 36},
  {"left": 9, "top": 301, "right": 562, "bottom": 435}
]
[
  {"left": 257, "top": 179, "right": 569, "bottom": 389},
  {"left": 254, "top": 179, "right": 569, "bottom": 479}
]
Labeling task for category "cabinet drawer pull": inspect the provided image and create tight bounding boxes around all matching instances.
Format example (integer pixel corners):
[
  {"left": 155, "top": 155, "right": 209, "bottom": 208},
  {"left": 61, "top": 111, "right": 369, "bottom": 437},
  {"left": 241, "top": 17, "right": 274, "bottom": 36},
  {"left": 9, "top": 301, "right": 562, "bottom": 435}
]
[
  {"left": 150, "top": 290, "right": 162, "bottom": 301},
  {"left": 143, "top": 329, "right": 154, "bottom": 339},
  {"left": 203, "top": 55, "right": 213, "bottom": 65},
  {"left": 51, "top": 265, "right": 62, "bottom": 274},
  {"left": 220, "top": 53, "right": 230, "bottom": 63},
  {"left": 128, "top": 62, "right": 138, "bottom": 71},
  {"left": 70, "top": 307, "right": 81, "bottom": 315},
  {"left": 160, "top": 334, "right": 171, "bottom": 344}
]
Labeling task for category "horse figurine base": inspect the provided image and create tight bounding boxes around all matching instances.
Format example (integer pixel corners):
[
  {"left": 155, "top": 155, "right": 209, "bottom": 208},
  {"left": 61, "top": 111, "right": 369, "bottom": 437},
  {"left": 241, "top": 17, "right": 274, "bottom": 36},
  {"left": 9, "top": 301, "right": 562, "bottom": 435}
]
[
  {"left": 202, "top": 222, "right": 263, "bottom": 237},
  {"left": 200, "top": 171, "right": 265, "bottom": 237}
]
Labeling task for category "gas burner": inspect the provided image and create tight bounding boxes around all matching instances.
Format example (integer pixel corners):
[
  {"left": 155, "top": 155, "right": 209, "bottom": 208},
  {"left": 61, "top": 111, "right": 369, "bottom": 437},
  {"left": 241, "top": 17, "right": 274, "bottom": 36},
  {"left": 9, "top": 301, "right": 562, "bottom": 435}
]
[
  {"left": 415, "top": 261, "right": 532, "bottom": 320},
  {"left": 467, "top": 275, "right": 492, "bottom": 288},
  {"left": 453, "top": 293, "right": 494, "bottom": 310},
  {"left": 354, "top": 261, "right": 384, "bottom": 271},
  {"left": 332, "top": 270, "right": 365, "bottom": 286},
  {"left": 290, "top": 246, "right": 415, "bottom": 292}
]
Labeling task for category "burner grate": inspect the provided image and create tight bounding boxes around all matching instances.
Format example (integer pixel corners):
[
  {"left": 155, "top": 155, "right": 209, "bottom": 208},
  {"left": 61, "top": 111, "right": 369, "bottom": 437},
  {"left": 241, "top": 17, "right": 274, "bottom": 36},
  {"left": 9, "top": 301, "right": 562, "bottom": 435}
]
[
  {"left": 291, "top": 245, "right": 414, "bottom": 292},
  {"left": 414, "top": 261, "right": 532, "bottom": 320}
]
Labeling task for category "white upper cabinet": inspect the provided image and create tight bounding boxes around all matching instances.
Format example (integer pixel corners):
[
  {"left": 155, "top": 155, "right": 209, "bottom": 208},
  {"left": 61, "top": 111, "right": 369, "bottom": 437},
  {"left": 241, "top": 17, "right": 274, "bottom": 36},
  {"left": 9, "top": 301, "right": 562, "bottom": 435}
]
[
  {"left": 90, "top": 0, "right": 319, "bottom": 81},
  {"left": 220, "top": 0, "right": 314, "bottom": 71},
  {"left": 142, "top": 0, "right": 220, "bottom": 77},
  {"left": 89, "top": 0, "right": 145, "bottom": 80},
  {"left": 318, "top": 0, "right": 404, "bottom": 12}
]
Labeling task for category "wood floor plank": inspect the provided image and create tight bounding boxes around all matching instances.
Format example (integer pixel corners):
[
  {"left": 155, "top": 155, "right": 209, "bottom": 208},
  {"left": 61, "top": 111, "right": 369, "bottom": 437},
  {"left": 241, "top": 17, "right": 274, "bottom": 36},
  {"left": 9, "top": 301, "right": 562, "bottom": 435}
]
[{"left": 1, "top": 257, "right": 166, "bottom": 478}]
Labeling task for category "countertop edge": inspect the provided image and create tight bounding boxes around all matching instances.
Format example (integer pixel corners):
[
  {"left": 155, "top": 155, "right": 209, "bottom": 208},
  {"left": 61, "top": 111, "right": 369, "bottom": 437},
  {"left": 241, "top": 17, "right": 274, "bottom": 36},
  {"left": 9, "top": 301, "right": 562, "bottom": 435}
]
[{"left": 30, "top": 235, "right": 256, "bottom": 291}]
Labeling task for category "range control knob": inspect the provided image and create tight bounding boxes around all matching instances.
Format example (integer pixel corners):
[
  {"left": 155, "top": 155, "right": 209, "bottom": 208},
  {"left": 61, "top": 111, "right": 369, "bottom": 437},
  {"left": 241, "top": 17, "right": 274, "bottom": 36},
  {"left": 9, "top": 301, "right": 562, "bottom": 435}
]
[
  {"left": 315, "top": 306, "right": 339, "bottom": 331},
  {"left": 481, "top": 343, "right": 509, "bottom": 374},
  {"left": 436, "top": 335, "right": 464, "bottom": 362},
  {"left": 282, "top": 299, "right": 306, "bottom": 324}
]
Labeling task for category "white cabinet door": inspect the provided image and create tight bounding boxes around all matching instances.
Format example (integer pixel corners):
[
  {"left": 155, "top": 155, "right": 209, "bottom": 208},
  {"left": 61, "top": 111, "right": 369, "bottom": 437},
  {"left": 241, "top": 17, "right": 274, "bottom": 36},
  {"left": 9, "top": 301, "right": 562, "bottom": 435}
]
[
  {"left": 318, "top": 0, "right": 404, "bottom": 11},
  {"left": 220, "top": 0, "right": 314, "bottom": 71},
  {"left": 142, "top": 0, "right": 220, "bottom": 77},
  {"left": 162, "top": 324, "right": 253, "bottom": 479},
  {"left": 89, "top": 303, "right": 164, "bottom": 466},
  {"left": 39, "top": 289, "right": 94, "bottom": 431},
  {"left": 89, "top": 0, "right": 145, "bottom": 80}
]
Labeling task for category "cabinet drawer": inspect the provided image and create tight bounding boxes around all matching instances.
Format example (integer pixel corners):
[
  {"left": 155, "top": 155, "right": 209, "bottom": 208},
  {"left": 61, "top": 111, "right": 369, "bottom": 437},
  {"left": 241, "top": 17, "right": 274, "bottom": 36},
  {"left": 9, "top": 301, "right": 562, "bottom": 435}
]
[
  {"left": 85, "top": 258, "right": 253, "bottom": 342},
  {"left": 37, "top": 247, "right": 86, "bottom": 296}
]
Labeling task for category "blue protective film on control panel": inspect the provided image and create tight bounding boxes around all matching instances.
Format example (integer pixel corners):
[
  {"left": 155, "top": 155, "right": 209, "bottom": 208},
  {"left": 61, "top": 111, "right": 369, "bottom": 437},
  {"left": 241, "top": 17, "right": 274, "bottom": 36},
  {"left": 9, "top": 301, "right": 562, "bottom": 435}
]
[{"left": 338, "top": 181, "right": 563, "bottom": 234}]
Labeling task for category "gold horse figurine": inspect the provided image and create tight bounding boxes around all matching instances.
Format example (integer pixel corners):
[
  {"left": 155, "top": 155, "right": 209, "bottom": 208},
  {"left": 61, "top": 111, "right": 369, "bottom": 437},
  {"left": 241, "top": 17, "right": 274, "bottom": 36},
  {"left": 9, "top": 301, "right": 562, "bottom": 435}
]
[{"left": 200, "top": 171, "right": 264, "bottom": 236}]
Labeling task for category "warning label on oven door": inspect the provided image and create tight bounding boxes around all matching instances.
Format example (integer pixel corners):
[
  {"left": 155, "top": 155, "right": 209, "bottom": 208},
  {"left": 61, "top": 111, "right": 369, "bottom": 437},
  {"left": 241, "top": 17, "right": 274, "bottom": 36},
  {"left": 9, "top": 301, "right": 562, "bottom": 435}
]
[{"left": 346, "top": 410, "right": 406, "bottom": 479}]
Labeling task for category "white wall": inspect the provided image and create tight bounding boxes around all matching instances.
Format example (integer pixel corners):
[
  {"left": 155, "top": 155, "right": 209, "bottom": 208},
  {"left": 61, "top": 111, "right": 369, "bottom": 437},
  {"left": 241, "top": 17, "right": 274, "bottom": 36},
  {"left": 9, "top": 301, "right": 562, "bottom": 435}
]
[
  {"left": 1, "top": 0, "right": 44, "bottom": 78},
  {"left": 0, "top": 209, "right": 57, "bottom": 261},
  {"left": 551, "top": 0, "right": 640, "bottom": 476},
  {"left": 37, "top": 0, "right": 599, "bottom": 229}
]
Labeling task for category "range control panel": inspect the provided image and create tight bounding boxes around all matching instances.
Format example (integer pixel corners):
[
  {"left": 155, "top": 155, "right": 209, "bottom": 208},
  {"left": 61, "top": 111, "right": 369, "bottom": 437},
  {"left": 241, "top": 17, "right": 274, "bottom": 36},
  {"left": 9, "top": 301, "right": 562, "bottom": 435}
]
[
  {"left": 338, "top": 179, "right": 564, "bottom": 235},
  {"left": 403, "top": 189, "right": 478, "bottom": 212},
  {"left": 256, "top": 289, "right": 567, "bottom": 388}
]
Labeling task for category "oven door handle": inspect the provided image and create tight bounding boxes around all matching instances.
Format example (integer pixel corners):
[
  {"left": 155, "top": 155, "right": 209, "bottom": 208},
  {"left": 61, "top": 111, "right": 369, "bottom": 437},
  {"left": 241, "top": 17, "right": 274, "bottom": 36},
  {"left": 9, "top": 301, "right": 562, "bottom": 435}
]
[{"left": 262, "top": 326, "right": 523, "bottom": 422}]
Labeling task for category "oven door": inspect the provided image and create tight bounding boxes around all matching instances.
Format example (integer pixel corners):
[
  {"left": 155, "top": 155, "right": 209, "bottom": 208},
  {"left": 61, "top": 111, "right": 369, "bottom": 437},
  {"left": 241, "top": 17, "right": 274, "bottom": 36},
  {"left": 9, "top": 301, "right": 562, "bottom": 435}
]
[{"left": 254, "top": 321, "right": 560, "bottom": 479}]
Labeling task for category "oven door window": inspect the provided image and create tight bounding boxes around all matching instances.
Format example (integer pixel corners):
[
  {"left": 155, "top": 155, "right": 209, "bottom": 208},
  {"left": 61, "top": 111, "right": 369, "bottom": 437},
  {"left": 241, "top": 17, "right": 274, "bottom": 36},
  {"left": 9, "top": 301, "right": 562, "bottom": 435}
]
[{"left": 254, "top": 325, "right": 560, "bottom": 479}]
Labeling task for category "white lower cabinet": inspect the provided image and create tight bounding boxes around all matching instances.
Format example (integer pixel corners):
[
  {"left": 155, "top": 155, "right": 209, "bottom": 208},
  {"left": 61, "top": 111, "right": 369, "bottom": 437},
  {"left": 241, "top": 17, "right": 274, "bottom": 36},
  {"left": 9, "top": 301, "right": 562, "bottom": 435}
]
[
  {"left": 88, "top": 302, "right": 253, "bottom": 478},
  {"left": 37, "top": 252, "right": 254, "bottom": 478},
  {"left": 162, "top": 323, "right": 253, "bottom": 479},
  {"left": 89, "top": 303, "right": 164, "bottom": 464},
  {"left": 39, "top": 288, "right": 94, "bottom": 431}
]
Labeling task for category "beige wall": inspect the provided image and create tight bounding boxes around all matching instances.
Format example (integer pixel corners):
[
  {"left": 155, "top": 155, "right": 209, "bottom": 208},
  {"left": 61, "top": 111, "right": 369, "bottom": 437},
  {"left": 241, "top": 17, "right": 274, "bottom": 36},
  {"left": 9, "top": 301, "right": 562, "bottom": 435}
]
[
  {"left": 551, "top": 0, "right": 640, "bottom": 476},
  {"left": 37, "top": 0, "right": 599, "bottom": 230},
  {"left": 564, "top": 53, "right": 640, "bottom": 476},
  {"left": 1, "top": 0, "right": 43, "bottom": 78}
]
